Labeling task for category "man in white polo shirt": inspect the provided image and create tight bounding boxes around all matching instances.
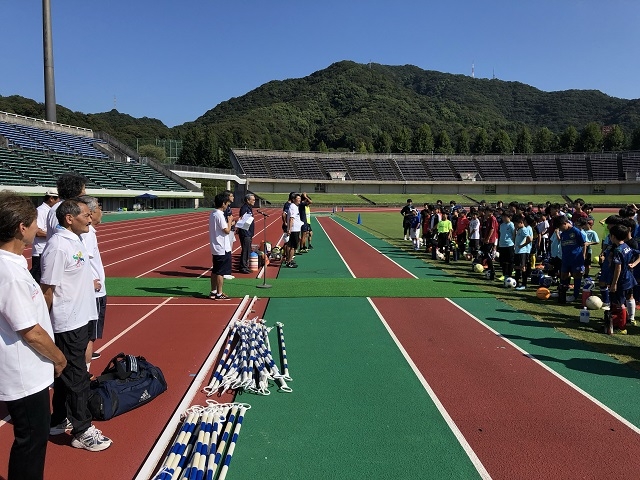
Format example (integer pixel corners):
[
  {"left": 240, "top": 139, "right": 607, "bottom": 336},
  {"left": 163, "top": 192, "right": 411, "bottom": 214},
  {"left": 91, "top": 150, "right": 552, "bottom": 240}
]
[
  {"left": 40, "top": 199, "right": 112, "bottom": 452},
  {"left": 29, "top": 188, "right": 58, "bottom": 283},
  {"left": 0, "top": 192, "right": 67, "bottom": 480}
]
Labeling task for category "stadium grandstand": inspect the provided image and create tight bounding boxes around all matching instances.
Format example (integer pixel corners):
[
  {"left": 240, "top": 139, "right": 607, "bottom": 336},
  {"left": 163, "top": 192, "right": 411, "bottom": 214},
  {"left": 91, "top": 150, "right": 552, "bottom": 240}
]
[
  {"left": 231, "top": 148, "right": 640, "bottom": 201},
  {"left": 0, "top": 111, "right": 203, "bottom": 210}
]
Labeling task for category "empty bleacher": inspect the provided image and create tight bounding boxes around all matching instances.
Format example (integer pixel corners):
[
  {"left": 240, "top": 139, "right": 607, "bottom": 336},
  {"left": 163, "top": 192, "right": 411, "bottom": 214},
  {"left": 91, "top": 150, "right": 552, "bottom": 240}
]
[
  {"left": 529, "top": 155, "right": 560, "bottom": 180},
  {"left": 266, "top": 157, "right": 295, "bottom": 179},
  {"left": 621, "top": 152, "right": 640, "bottom": 181},
  {"left": 448, "top": 157, "right": 480, "bottom": 180},
  {"left": 590, "top": 153, "right": 621, "bottom": 181},
  {"left": 371, "top": 159, "right": 401, "bottom": 180},
  {"left": 292, "top": 157, "right": 325, "bottom": 179},
  {"left": 0, "top": 121, "right": 107, "bottom": 158},
  {"left": 345, "top": 157, "right": 378, "bottom": 180},
  {"left": 558, "top": 154, "right": 589, "bottom": 181},
  {"left": 423, "top": 157, "right": 457, "bottom": 180},
  {"left": 317, "top": 157, "right": 351, "bottom": 180},
  {"left": 394, "top": 158, "right": 430, "bottom": 181},
  {"left": 501, "top": 156, "right": 534, "bottom": 181},
  {"left": 475, "top": 156, "right": 508, "bottom": 180}
]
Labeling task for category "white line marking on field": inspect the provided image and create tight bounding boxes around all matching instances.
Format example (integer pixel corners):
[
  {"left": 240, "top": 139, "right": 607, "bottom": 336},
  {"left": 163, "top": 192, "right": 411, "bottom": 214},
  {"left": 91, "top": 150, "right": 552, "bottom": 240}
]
[
  {"left": 324, "top": 217, "right": 417, "bottom": 278},
  {"left": 445, "top": 298, "right": 640, "bottom": 435},
  {"left": 367, "top": 297, "right": 492, "bottom": 479},
  {"left": 316, "top": 220, "right": 356, "bottom": 278},
  {"left": 94, "top": 298, "right": 173, "bottom": 354},
  {"left": 135, "top": 243, "right": 209, "bottom": 278}
]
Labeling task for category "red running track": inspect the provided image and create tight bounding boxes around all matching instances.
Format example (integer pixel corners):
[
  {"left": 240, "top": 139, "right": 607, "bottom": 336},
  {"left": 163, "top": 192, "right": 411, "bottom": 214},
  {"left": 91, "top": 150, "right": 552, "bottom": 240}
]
[
  {"left": 320, "top": 216, "right": 640, "bottom": 479},
  {"left": 0, "top": 295, "right": 269, "bottom": 480}
]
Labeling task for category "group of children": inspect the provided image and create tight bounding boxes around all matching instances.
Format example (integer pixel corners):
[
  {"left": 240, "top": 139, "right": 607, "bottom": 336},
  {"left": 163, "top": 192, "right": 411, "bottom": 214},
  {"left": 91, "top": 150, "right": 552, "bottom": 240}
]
[{"left": 400, "top": 198, "right": 640, "bottom": 332}]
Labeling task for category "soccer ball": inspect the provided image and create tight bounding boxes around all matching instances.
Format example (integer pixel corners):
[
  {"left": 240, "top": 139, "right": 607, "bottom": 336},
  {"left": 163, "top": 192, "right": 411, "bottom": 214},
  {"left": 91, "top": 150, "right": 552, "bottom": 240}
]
[
  {"left": 583, "top": 278, "right": 595, "bottom": 291},
  {"left": 536, "top": 287, "right": 551, "bottom": 300},
  {"left": 585, "top": 295, "right": 603, "bottom": 310},
  {"left": 436, "top": 251, "right": 445, "bottom": 260},
  {"left": 473, "top": 263, "right": 484, "bottom": 273},
  {"left": 504, "top": 277, "right": 517, "bottom": 288},
  {"left": 484, "top": 270, "right": 492, "bottom": 279},
  {"left": 540, "top": 275, "right": 553, "bottom": 288}
]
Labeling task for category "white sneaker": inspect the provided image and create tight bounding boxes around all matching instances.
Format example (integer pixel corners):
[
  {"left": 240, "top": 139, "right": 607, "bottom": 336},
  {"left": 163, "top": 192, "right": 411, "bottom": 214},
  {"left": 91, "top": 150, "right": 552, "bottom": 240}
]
[
  {"left": 50, "top": 417, "right": 72, "bottom": 435},
  {"left": 71, "top": 425, "right": 112, "bottom": 452},
  {"left": 223, "top": 275, "right": 235, "bottom": 280}
]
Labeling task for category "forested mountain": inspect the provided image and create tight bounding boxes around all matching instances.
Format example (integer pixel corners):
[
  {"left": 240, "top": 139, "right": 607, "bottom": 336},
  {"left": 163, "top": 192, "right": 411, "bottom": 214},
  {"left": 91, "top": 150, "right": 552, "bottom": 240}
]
[{"left": 3, "top": 61, "right": 640, "bottom": 169}]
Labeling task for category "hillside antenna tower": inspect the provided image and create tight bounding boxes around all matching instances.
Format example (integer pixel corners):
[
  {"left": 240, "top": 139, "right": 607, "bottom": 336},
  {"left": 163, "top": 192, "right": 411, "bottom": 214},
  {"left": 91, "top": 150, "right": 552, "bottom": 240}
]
[
  {"left": 472, "top": 62, "right": 475, "bottom": 78},
  {"left": 42, "top": 0, "right": 57, "bottom": 122}
]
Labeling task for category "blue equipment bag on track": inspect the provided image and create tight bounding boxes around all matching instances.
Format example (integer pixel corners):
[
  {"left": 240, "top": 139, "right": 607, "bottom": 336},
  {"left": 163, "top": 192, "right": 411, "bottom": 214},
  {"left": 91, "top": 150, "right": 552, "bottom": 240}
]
[{"left": 88, "top": 353, "right": 167, "bottom": 420}]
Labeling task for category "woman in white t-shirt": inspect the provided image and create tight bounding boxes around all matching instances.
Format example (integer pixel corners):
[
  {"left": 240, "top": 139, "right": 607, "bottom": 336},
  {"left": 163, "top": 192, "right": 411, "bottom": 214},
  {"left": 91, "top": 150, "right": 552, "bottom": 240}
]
[{"left": 0, "top": 193, "right": 66, "bottom": 480}]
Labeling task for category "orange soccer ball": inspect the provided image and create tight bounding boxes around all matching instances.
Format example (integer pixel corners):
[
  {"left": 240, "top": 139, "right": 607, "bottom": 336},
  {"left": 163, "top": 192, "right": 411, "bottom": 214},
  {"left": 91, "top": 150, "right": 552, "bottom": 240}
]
[{"left": 536, "top": 287, "right": 551, "bottom": 300}]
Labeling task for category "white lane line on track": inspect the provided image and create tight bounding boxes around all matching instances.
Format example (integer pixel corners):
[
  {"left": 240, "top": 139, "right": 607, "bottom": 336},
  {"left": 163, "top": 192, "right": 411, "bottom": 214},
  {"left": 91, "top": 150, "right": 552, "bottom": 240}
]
[
  {"left": 445, "top": 298, "right": 640, "bottom": 435},
  {"left": 0, "top": 415, "right": 10, "bottom": 428},
  {"left": 316, "top": 220, "right": 356, "bottom": 278},
  {"left": 135, "top": 243, "right": 210, "bottom": 278},
  {"left": 99, "top": 223, "right": 208, "bottom": 255},
  {"left": 108, "top": 303, "right": 231, "bottom": 306},
  {"left": 320, "top": 217, "right": 418, "bottom": 278},
  {"left": 94, "top": 297, "right": 174, "bottom": 354},
  {"left": 103, "top": 234, "right": 206, "bottom": 268},
  {"left": 367, "top": 297, "right": 492, "bottom": 480}
]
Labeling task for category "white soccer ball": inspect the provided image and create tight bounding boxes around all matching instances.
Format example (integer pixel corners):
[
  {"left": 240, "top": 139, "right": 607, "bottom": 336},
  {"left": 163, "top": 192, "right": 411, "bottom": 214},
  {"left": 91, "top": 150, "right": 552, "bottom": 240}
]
[
  {"left": 436, "top": 251, "right": 445, "bottom": 260},
  {"left": 504, "top": 277, "right": 517, "bottom": 288},
  {"left": 585, "top": 295, "right": 603, "bottom": 310}
]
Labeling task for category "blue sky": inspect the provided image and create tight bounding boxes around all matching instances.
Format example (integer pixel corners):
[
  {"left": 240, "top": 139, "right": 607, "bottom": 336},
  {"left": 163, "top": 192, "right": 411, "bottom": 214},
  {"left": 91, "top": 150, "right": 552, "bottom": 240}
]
[{"left": 2, "top": 1, "right": 639, "bottom": 127}]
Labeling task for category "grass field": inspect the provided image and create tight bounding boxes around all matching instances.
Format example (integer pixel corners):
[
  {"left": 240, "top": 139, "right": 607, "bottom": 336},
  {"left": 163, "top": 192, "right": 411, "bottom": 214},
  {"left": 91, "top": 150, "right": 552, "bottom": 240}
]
[
  {"left": 334, "top": 210, "right": 640, "bottom": 370},
  {"left": 257, "top": 192, "right": 371, "bottom": 205}
]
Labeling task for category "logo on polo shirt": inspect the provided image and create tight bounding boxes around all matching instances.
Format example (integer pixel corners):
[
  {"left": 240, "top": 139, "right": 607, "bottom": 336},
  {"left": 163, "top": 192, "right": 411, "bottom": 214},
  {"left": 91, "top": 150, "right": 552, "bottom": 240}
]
[{"left": 72, "top": 251, "right": 86, "bottom": 267}]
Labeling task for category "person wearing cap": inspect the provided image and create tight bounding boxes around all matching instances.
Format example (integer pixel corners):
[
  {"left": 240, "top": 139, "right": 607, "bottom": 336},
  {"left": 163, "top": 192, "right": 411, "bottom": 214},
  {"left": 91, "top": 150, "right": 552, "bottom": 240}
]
[{"left": 30, "top": 189, "right": 59, "bottom": 283}]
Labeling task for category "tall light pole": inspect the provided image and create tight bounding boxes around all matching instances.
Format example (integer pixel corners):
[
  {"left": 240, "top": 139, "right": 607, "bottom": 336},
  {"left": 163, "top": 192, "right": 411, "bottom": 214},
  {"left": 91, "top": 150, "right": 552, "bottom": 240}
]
[{"left": 42, "top": 0, "right": 57, "bottom": 122}]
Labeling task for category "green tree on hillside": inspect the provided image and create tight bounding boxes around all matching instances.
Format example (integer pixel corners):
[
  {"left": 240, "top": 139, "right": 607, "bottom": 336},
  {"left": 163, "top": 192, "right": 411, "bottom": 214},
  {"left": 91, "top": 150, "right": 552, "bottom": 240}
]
[
  {"left": 473, "top": 128, "right": 491, "bottom": 154},
  {"left": 138, "top": 144, "right": 167, "bottom": 163},
  {"left": 515, "top": 126, "right": 533, "bottom": 154},
  {"left": 317, "top": 140, "right": 329, "bottom": 152},
  {"left": 434, "top": 130, "right": 454, "bottom": 154},
  {"left": 374, "top": 131, "right": 392, "bottom": 153},
  {"left": 579, "top": 122, "right": 603, "bottom": 152},
  {"left": 413, "top": 123, "right": 434, "bottom": 153},
  {"left": 393, "top": 126, "right": 412, "bottom": 153},
  {"left": 455, "top": 129, "right": 471, "bottom": 154},
  {"left": 631, "top": 127, "right": 640, "bottom": 150},
  {"left": 533, "top": 127, "right": 556, "bottom": 153},
  {"left": 559, "top": 125, "right": 579, "bottom": 152},
  {"left": 491, "top": 129, "right": 513, "bottom": 154},
  {"left": 603, "top": 125, "right": 625, "bottom": 151}
]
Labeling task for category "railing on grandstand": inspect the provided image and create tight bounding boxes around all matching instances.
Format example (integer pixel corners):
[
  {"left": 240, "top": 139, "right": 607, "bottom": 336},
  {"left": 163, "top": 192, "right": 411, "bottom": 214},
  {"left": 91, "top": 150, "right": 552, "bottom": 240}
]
[{"left": 165, "top": 164, "right": 239, "bottom": 176}]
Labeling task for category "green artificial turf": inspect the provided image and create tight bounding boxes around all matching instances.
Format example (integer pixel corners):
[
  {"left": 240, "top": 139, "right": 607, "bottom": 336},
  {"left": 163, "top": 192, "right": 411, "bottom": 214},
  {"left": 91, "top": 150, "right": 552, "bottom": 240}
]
[
  {"left": 230, "top": 298, "right": 483, "bottom": 480},
  {"left": 107, "top": 276, "right": 490, "bottom": 299}
]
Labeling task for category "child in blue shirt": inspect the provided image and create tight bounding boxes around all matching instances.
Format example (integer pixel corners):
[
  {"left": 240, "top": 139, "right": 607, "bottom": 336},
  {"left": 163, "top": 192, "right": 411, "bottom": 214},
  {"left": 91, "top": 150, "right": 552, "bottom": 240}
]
[
  {"left": 579, "top": 218, "right": 599, "bottom": 279},
  {"left": 498, "top": 211, "right": 515, "bottom": 281},
  {"left": 558, "top": 215, "right": 587, "bottom": 303},
  {"left": 609, "top": 224, "right": 639, "bottom": 331},
  {"left": 513, "top": 214, "right": 533, "bottom": 290}
]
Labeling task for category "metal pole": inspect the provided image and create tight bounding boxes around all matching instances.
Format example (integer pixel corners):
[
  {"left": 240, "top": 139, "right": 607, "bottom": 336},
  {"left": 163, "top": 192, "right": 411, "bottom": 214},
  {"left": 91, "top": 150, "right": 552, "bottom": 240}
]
[
  {"left": 42, "top": 0, "right": 57, "bottom": 122},
  {"left": 256, "top": 210, "right": 271, "bottom": 289}
]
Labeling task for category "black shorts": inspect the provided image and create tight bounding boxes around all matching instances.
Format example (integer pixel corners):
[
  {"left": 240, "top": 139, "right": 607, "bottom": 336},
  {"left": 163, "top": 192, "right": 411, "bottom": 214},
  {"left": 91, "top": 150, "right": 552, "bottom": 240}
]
[
  {"left": 514, "top": 253, "right": 530, "bottom": 270},
  {"left": 212, "top": 252, "right": 232, "bottom": 276},
  {"left": 585, "top": 252, "right": 592, "bottom": 266},
  {"left": 437, "top": 233, "right": 450, "bottom": 249},
  {"left": 287, "top": 231, "right": 300, "bottom": 249},
  {"left": 88, "top": 295, "right": 107, "bottom": 341},
  {"left": 301, "top": 223, "right": 311, "bottom": 232}
]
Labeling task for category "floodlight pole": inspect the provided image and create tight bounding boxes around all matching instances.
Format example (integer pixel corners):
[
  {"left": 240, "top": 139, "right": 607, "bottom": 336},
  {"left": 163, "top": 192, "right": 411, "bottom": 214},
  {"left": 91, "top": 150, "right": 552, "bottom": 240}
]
[
  {"left": 42, "top": 0, "right": 57, "bottom": 122},
  {"left": 256, "top": 210, "right": 271, "bottom": 289}
]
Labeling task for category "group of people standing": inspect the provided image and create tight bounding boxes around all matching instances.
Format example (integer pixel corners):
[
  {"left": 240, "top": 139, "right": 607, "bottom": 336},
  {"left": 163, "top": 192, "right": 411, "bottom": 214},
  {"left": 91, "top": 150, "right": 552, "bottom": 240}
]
[
  {"left": 401, "top": 198, "right": 640, "bottom": 330},
  {"left": 0, "top": 173, "right": 111, "bottom": 480}
]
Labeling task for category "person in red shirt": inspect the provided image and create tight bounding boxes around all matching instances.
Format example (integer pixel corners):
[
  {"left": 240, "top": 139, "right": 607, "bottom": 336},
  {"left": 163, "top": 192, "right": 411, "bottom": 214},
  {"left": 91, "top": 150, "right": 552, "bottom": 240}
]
[{"left": 481, "top": 208, "right": 499, "bottom": 280}]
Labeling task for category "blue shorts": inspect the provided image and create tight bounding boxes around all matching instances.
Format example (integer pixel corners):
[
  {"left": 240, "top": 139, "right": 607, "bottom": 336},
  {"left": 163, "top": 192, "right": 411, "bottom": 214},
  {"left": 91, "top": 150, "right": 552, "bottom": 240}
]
[{"left": 560, "top": 258, "right": 584, "bottom": 275}]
